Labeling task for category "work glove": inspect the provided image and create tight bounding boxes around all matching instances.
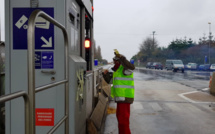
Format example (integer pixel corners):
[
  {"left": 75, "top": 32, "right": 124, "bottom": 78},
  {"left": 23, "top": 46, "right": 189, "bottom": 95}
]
[{"left": 114, "top": 52, "right": 121, "bottom": 58}]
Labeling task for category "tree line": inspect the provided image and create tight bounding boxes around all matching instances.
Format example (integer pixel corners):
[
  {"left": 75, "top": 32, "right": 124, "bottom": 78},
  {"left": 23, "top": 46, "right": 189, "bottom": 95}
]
[
  {"left": 94, "top": 41, "right": 108, "bottom": 65},
  {"left": 131, "top": 34, "right": 215, "bottom": 66}
]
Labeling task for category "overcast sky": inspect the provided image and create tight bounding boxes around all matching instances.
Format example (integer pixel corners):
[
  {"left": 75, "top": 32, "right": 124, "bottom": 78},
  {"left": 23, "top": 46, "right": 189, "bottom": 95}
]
[
  {"left": 1, "top": 0, "right": 215, "bottom": 62},
  {"left": 94, "top": 0, "right": 215, "bottom": 62},
  {"left": 0, "top": 0, "right": 4, "bottom": 41}
]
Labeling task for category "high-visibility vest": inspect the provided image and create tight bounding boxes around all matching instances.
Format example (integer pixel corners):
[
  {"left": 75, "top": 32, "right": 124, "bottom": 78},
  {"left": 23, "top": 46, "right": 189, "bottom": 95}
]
[{"left": 111, "top": 65, "right": 135, "bottom": 98}]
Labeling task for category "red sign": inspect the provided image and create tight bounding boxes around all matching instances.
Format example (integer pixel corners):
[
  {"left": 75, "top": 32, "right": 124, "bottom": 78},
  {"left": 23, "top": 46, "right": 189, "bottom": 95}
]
[{"left": 35, "top": 108, "right": 54, "bottom": 126}]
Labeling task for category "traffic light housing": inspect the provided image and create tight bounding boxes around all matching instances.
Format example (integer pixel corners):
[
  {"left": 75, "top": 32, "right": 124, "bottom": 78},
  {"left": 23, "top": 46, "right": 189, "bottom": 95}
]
[{"left": 85, "top": 38, "right": 91, "bottom": 70}]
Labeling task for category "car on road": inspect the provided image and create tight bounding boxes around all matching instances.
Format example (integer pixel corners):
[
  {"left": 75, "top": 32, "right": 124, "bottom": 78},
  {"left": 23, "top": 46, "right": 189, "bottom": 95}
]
[
  {"left": 203, "top": 64, "right": 210, "bottom": 71},
  {"left": 186, "top": 63, "right": 198, "bottom": 70},
  {"left": 210, "top": 64, "right": 215, "bottom": 71},
  {"left": 198, "top": 64, "right": 205, "bottom": 71},
  {"left": 165, "top": 59, "right": 184, "bottom": 73},
  {"left": 151, "top": 62, "right": 163, "bottom": 70},
  {"left": 146, "top": 62, "right": 153, "bottom": 69},
  {"left": 198, "top": 64, "right": 211, "bottom": 71}
]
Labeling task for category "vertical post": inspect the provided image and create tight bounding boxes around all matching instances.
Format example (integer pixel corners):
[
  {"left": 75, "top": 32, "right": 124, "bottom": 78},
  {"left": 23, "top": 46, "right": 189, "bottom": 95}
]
[
  {"left": 28, "top": 11, "right": 37, "bottom": 134},
  {"left": 80, "top": 8, "right": 85, "bottom": 58},
  {"left": 152, "top": 31, "right": 156, "bottom": 51},
  {"left": 208, "top": 22, "right": 212, "bottom": 64},
  {"left": 64, "top": 18, "right": 69, "bottom": 134}
]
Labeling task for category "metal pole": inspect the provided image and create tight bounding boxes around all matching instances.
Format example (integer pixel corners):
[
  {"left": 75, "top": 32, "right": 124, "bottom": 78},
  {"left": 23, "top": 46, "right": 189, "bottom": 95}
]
[
  {"left": 152, "top": 31, "right": 156, "bottom": 51},
  {"left": 27, "top": 10, "right": 36, "bottom": 134},
  {"left": 208, "top": 22, "right": 212, "bottom": 64}
]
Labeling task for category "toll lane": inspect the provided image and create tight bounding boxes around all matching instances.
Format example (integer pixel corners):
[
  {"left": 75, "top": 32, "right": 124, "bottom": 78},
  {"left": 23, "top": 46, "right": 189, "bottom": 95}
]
[{"left": 104, "top": 68, "right": 215, "bottom": 134}]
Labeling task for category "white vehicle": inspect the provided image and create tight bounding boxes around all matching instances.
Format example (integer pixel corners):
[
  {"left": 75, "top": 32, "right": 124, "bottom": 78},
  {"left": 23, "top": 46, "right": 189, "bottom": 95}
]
[
  {"left": 210, "top": 64, "right": 215, "bottom": 71},
  {"left": 187, "top": 63, "right": 198, "bottom": 70},
  {"left": 165, "top": 59, "right": 184, "bottom": 73}
]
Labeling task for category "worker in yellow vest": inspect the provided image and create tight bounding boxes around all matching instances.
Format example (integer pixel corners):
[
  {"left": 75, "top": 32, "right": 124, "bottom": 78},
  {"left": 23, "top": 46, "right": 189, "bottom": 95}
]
[{"left": 103, "top": 51, "right": 135, "bottom": 134}]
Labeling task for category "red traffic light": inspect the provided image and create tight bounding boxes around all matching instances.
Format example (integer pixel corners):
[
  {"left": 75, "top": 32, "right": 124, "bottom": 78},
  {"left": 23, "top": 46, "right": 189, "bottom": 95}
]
[{"left": 85, "top": 39, "right": 90, "bottom": 48}]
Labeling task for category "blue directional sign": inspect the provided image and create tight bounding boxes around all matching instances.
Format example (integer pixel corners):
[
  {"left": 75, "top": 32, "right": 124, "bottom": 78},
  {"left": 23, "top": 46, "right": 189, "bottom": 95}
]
[{"left": 13, "top": 8, "right": 54, "bottom": 50}]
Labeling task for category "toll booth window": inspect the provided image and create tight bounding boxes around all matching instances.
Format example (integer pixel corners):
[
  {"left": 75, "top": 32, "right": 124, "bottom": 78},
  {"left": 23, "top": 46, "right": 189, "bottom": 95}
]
[
  {"left": 69, "top": 13, "right": 75, "bottom": 25},
  {"left": 77, "top": 19, "right": 79, "bottom": 29},
  {"left": 77, "top": 13, "right": 80, "bottom": 29}
]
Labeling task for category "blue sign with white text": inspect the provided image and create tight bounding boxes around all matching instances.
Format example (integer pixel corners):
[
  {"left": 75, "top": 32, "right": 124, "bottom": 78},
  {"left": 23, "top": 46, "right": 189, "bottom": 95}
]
[
  {"left": 13, "top": 8, "right": 54, "bottom": 50},
  {"left": 41, "top": 51, "right": 54, "bottom": 69}
]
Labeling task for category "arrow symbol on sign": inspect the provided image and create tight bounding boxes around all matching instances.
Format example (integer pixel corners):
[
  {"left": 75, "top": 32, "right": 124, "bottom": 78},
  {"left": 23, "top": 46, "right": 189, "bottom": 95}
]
[{"left": 41, "top": 36, "right": 52, "bottom": 47}]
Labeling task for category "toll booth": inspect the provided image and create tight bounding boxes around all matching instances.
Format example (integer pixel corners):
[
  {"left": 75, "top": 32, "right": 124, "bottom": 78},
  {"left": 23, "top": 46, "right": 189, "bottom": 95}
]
[{"left": 4, "top": 0, "right": 94, "bottom": 134}]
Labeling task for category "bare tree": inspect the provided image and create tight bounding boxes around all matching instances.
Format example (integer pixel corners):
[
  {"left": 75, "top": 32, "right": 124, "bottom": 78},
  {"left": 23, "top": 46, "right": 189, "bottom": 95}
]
[{"left": 139, "top": 37, "right": 158, "bottom": 57}]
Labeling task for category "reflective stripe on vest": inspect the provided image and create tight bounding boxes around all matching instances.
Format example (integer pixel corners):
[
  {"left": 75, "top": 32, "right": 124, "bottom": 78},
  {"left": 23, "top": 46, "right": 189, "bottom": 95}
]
[
  {"left": 113, "top": 85, "right": 134, "bottom": 88},
  {"left": 114, "top": 77, "right": 134, "bottom": 81},
  {"left": 112, "top": 65, "right": 134, "bottom": 98}
]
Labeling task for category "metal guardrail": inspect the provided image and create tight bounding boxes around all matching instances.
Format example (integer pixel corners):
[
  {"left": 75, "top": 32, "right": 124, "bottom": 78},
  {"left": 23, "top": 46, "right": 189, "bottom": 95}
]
[
  {"left": 0, "top": 91, "right": 29, "bottom": 133},
  {"left": 85, "top": 67, "right": 103, "bottom": 96},
  {"left": 85, "top": 67, "right": 103, "bottom": 118},
  {"left": 94, "top": 67, "right": 103, "bottom": 92},
  {"left": 0, "top": 9, "right": 69, "bottom": 134},
  {"left": 27, "top": 9, "right": 69, "bottom": 134}
]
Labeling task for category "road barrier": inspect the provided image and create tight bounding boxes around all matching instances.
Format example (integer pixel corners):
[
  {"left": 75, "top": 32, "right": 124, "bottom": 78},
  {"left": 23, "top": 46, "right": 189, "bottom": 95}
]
[
  {"left": 209, "top": 72, "right": 215, "bottom": 95},
  {"left": 209, "top": 76, "right": 212, "bottom": 88}
]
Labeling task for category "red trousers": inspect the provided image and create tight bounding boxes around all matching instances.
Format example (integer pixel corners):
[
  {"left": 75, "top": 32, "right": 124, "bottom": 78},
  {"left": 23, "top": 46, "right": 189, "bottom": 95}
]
[{"left": 116, "top": 103, "right": 131, "bottom": 134}]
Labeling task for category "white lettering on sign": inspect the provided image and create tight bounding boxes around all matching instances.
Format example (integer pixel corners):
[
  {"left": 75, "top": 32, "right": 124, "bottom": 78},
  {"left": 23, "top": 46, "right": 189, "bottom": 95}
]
[
  {"left": 41, "top": 36, "right": 52, "bottom": 47},
  {"left": 35, "top": 108, "right": 54, "bottom": 126},
  {"left": 37, "top": 112, "right": 52, "bottom": 115}
]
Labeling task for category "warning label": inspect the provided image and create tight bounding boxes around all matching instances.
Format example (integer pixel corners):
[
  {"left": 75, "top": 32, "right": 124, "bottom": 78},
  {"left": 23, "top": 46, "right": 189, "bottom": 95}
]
[{"left": 35, "top": 108, "right": 54, "bottom": 126}]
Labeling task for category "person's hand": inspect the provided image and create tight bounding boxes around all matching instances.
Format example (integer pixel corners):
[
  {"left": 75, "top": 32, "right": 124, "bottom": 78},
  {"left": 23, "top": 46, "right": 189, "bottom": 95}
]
[{"left": 103, "top": 69, "right": 109, "bottom": 74}]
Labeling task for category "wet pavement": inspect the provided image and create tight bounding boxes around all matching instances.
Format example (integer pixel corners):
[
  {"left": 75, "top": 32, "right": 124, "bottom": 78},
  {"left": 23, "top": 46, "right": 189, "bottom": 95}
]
[{"left": 103, "top": 68, "right": 215, "bottom": 134}]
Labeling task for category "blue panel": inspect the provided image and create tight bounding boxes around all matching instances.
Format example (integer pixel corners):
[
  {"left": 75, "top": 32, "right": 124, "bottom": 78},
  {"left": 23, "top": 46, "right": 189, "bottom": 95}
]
[
  {"left": 94, "top": 59, "right": 98, "bottom": 66},
  {"left": 13, "top": 8, "right": 54, "bottom": 50},
  {"left": 41, "top": 51, "right": 54, "bottom": 69},
  {"left": 130, "top": 59, "right": 134, "bottom": 64},
  {"left": 205, "top": 56, "right": 207, "bottom": 63}
]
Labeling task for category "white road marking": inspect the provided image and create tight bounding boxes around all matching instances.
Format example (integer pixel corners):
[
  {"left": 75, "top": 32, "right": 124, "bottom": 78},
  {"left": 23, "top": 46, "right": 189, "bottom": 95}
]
[
  {"left": 150, "top": 102, "right": 162, "bottom": 112},
  {"left": 133, "top": 102, "right": 144, "bottom": 110},
  {"left": 178, "top": 90, "right": 215, "bottom": 104},
  {"left": 202, "top": 88, "right": 209, "bottom": 91}
]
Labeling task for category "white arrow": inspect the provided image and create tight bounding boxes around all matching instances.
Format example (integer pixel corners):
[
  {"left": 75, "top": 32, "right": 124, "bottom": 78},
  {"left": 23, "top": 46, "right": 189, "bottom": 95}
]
[{"left": 41, "top": 36, "right": 52, "bottom": 47}]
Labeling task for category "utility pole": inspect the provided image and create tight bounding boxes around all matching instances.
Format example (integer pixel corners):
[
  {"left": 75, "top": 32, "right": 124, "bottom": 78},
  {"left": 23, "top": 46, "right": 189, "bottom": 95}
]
[
  {"left": 152, "top": 31, "right": 156, "bottom": 51},
  {"left": 208, "top": 22, "right": 212, "bottom": 64}
]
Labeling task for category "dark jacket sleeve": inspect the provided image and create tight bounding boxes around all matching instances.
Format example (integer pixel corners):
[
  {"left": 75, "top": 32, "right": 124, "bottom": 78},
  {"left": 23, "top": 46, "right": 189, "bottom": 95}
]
[
  {"left": 102, "top": 72, "right": 113, "bottom": 84},
  {"left": 119, "top": 55, "right": 135, "bottom": 70}
]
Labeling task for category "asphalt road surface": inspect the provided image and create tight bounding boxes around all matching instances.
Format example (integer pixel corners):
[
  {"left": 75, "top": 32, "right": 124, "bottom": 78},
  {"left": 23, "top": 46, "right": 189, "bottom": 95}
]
[{"left": 103, "top": 68, "right": 215, "bottom": 134}]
